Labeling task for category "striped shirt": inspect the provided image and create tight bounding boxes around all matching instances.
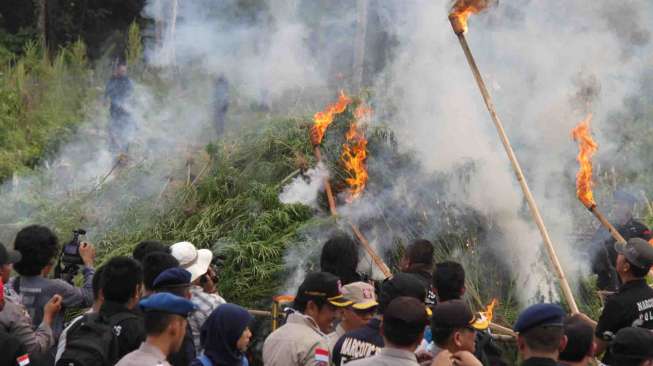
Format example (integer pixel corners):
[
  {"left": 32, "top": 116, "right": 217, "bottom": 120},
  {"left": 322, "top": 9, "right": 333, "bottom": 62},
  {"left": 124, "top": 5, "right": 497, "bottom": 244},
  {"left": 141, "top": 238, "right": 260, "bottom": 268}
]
[{"left": 188, "top": 286, "right": 226, "bottom": 351}]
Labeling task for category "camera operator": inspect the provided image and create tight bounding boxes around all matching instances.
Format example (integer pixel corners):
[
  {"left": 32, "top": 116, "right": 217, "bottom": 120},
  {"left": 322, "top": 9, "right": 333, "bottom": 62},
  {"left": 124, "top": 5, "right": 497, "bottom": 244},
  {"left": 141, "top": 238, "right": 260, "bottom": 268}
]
[{"left": 9, "top": 225, "right": 95, "bottom": 341}]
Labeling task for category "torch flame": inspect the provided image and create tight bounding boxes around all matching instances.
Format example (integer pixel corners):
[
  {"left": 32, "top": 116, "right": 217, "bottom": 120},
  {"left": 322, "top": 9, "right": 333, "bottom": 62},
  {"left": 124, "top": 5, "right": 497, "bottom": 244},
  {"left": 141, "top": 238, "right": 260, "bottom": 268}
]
[
  {"left": 312, "top": 91, "right": 352, "bottom": 145},
  {"left": 449, "top": 0, "right": 496, "bottom": 34},
  {"left": 571, "top": 114, "right": 598, "bottom": 208},
  {"left": 341, "top": 105, "right": 371, "bottom": 203},
  {"left": 472, "top": 298, "right": 498, "bottom": 330}
]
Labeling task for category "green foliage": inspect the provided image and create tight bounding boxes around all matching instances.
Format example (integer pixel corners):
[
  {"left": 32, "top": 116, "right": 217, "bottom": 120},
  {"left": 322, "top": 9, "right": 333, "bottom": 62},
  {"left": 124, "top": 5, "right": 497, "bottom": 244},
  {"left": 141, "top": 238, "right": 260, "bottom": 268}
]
[
  {"left": 125, "top": 22, "right": 142, "bottom": 69},
  {"left": 0, "top": 40, "right": 94, "bottom": 180}
]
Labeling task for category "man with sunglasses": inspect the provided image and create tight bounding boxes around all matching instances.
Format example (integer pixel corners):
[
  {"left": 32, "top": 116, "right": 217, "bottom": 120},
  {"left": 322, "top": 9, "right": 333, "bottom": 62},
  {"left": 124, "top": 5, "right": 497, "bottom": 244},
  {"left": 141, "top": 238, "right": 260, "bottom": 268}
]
[{"left": 328, "top": 282, "right": 378, "bottom": 351}]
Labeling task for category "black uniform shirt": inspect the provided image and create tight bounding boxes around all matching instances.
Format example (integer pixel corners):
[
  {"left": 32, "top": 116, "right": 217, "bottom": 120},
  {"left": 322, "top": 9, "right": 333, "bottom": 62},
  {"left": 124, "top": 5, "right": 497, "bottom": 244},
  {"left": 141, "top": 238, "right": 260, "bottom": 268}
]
[
  {"left": 596, "top": 279, "right": 653, "bottom": 364},
  {"left": 332, "top": 318, "right": 383, "bottom": 365},
  {"left": 521, "top": 357, "right": 557, "bottom": 366}
]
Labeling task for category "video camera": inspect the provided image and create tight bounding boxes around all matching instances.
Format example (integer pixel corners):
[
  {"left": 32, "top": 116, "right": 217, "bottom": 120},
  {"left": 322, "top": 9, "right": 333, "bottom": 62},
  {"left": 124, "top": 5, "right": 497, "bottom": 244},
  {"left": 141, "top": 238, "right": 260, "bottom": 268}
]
[{"left": 54, "top": 229, "right": 86, "bottom": 284}]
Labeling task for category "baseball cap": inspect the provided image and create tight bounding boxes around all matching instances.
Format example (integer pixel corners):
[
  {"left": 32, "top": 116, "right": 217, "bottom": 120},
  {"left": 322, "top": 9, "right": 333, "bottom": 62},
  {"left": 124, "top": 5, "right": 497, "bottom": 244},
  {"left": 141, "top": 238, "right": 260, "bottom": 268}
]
[
  {"left": 139, "top": 292, "right": 197, "bottom": 317},
  {"left": 378, "top": 273, "right": 427, "bottom": 313},
  {"left": 0, "top": 243, "right": 21, "bottom": 266},
  {"left": 153, "top": 268, "right": 192, "bottom": 289},
  {"left": 342, "top": 282, "right": 378, "bottom": 310},
  {"left": 170, "top": 241, "right": 213, "bottom": 282},
  {"left": 432, "top": 300, "right": 477, "bottom": 329},
  {"left": 384, "top": 297, "right": 430, "bottom": 336},
  {"left": 296, "top": 272, "right": 352, "bottom": 307},
  {"left": 610, "top": 327, "right": 653, "bottom": 362},
  {"left": 615, "top": 238, "right": 653, "bottom": 270},
  {"left": 514, "top": 303, "right": 565, "bottom": 334}
]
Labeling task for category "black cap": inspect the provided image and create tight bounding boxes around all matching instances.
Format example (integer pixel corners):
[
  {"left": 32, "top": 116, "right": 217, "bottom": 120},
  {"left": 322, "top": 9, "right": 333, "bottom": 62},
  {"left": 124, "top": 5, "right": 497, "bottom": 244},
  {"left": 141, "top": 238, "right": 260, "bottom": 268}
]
[
  {"left": 0, "top": 243, "right": 22, "bottom": 266},
  {"left": 615, "top": 238, "right": 653, "bottom": 270},
  {"left": 296, "top": 272, "right": 352, "bottom": 307},
  {"left": 153, "top": 268, "right": 192, "bottom": 289},
  {"left": 431, "top": 300, "right": 476, "bottom": 329},
  {"left": 610, "top": 327, "right": 653, "bottom": 362},
  {"left": 378, "top": 273, "right": 427, "bottom": 313},
  {"left": 384, "top": 297, "right": 430, "bottom": 340},
  {"left": 559, "top": 316, "right": 594, "bottom": 362},
  {"left": 514, "top": 303, "right": 565, "bottom": 334}
]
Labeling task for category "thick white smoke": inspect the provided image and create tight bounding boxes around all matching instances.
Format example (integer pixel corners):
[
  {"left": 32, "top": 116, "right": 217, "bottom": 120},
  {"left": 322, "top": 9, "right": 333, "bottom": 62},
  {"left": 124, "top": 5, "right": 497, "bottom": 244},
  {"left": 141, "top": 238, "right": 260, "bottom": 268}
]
[{"left": 279, "top": 163, "right": 329, "bottom": 208}]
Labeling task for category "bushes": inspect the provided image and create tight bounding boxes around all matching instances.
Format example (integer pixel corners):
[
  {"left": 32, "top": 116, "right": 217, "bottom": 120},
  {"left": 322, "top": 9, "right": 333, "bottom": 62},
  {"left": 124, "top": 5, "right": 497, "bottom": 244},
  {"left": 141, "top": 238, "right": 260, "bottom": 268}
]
[{"left": 0, "top": 40, "right": 94, "bottom": 180}]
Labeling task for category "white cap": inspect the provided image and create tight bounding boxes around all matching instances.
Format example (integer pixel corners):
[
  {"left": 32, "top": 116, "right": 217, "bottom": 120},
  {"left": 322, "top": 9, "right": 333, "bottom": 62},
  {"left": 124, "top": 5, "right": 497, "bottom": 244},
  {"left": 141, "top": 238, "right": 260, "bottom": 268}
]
[{"left": 170, "top": 241, "right": 213, "bottom": 282}]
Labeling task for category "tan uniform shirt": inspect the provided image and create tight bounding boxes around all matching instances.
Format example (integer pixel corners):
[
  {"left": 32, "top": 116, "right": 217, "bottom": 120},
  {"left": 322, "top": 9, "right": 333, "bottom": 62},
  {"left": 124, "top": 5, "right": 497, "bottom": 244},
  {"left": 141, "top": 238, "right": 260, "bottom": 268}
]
[
  {"left": 115, "top": 342, "right": 171, "bottom": 366},
  {"left": 263, "top": 312, "right": 331, "bottom": 366},
  {"left": 0, "top": 297, "right": 54, "bottom": 354},
  {"left": 347, "top": 348, "right": 420, "bottom": 366},
  {"left": 327, "top": 324, "right": 346, "bottom": 353}
]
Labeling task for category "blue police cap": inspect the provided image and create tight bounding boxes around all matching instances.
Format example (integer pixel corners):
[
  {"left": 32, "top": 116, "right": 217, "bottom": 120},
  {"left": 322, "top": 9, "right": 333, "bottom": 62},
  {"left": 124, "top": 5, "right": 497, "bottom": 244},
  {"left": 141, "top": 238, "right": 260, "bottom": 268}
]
[
  {"left": 153, "top": 267, "right": 192, "bottom": 289},
  {"left": 514, "top": 303, "right": 565, "bottom": 334},
  {"left": 139, "top": 292, "right": 197, "bottom": 317}
]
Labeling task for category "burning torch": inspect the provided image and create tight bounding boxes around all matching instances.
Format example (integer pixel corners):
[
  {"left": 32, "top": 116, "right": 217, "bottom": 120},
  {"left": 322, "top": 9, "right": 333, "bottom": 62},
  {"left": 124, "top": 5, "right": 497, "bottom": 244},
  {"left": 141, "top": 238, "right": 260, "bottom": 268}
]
[
  {"left": 449, "top": 0, "right": 579, "bottom": 313},
  {"left": 310, "top": 92, "right": 392, "bottom": 278},
  {"left": 571, "top": 115, "right": 627, "bottom": 246}
]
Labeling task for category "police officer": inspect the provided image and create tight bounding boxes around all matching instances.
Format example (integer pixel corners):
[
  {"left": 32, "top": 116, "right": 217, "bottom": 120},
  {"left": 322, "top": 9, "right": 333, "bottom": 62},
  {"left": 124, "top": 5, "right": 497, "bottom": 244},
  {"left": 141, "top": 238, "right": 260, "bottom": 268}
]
[
  {"left": 579, "top": 238, "right": 653, "bottom": 365},
  {"left": 514, "top": 303, "right": 567, "bottom": 366},
  {"left": 263, "top": 272, "right": 351, "bottom": 366},
  {"left": 590, "top": 190, "right": 652, "bottom": 291},
  {"left": 116, "top": 292, "right": 197, "bottom": 366},
  {"left": 609, "top": 327, "right": 653, "bottom": 365},
  {"left": 348, "top": 297, "right": 429, "bottom": 366}
]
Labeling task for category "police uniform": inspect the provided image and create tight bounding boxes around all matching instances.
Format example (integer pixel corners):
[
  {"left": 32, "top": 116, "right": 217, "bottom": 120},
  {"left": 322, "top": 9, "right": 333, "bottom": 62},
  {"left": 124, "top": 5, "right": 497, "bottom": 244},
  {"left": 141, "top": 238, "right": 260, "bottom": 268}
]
[
  {"left": 596, "top": 240, "right": 653, "bottom": 365},
  {"left": 263, "top": 272, "right": 351, "bottom": 366},
  {"left": 116, "top": 292, "right": 197, "bottom": 366},
  {"left": 514, "top": 303, "right": 566, "bottom": 366},
  {"left": 347, "top": 348, "right": 419, "bottom": 366}
]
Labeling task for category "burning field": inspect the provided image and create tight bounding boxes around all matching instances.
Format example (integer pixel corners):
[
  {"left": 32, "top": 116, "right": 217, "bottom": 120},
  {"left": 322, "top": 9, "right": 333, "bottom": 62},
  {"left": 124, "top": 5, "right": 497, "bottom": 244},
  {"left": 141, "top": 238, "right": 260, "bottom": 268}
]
[{"left": 2, "top": 0, "right": 653, "bottom": 363}]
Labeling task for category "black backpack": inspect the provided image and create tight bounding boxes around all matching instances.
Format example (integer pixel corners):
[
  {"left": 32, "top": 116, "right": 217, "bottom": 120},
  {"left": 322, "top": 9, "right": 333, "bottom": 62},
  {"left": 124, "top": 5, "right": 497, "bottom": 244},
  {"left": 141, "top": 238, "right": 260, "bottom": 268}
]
[{"left": 56, "top": 312, "right": 139, "bottom": 366}]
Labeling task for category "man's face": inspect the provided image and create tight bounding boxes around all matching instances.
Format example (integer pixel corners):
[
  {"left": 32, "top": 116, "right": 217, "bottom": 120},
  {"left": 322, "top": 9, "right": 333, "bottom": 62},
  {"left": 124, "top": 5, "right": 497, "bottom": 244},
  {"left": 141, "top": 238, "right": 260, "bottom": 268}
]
[
  {"left": 0, "top": 263, "right": 11, "bottom": 284},
  {"left": 314, "top": 303, "right": 339, "bottom": 333},
  {"left": 343, "top": 307, "right": 374, "bottom": 331},
  {"left": 117, "top": 65, "right": 127, "bottom": 76},
  {"left": 455, "top": 328, "right": 477, "bottom": 353},
  {"left": 616, "top": 253, "right": 628, "bottom": 274}
]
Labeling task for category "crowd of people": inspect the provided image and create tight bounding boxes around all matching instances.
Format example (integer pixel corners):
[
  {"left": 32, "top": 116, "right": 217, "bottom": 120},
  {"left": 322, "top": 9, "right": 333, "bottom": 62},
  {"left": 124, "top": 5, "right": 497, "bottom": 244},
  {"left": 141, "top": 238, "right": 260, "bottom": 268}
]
[{"left": 0, "top": 224, "right": 652, "bottom": 366}]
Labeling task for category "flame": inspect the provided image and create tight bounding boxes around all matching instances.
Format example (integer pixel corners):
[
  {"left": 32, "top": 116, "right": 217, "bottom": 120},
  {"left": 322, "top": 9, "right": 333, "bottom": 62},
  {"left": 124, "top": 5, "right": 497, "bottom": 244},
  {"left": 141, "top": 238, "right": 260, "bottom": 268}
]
[
  {"left": 312, "top": 91, "right": 352, "bottom": 145},
  {"left": 472, "top": 298, "right": 498, "bottom": 330},
  {"left": 571, "top": 114, "right": 598, "bottom": 208},
  {"left": 341, "top": 105, "right": 371, "bottom": 203},
  {"left": 449, "top": 0, "right": 496, "bottom": 34}
]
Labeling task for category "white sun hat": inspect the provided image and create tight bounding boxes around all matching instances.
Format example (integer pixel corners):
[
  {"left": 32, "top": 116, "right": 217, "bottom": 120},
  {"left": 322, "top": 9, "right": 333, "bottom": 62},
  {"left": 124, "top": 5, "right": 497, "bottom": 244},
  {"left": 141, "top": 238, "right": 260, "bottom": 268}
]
[{"left": 170, "top": 241, "right": 213, "bottom": 282}]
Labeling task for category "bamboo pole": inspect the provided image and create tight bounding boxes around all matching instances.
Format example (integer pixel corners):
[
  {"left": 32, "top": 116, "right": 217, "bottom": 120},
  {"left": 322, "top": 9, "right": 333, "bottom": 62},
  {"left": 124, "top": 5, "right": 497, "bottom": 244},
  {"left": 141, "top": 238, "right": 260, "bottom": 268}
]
[
  {"left": 312, "top": 142, "right": 391, "bottom": 278},
  {"left": 587, "top": 205, "right": 626, "bottom": 244},
  {"left": 489, "top": 323, "right": 516, "bottom": 337},
  {"left": 449, "top": 18, "right": 579, "bottom": 314}
]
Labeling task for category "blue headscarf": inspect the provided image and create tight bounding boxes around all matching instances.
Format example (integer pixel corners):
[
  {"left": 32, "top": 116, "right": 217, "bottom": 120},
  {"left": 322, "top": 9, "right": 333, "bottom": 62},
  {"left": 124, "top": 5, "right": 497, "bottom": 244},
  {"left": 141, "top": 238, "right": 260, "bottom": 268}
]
[{"left": 201, "top": 303, "right": 253, "bottom": 366}]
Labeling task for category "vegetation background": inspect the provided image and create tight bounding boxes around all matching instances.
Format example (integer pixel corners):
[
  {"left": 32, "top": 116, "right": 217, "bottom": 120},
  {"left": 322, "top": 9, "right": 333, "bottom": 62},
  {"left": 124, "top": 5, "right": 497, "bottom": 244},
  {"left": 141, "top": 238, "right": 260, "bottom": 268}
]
[{"left": 2, "top": 1, "right": 652, "bottom": 363}]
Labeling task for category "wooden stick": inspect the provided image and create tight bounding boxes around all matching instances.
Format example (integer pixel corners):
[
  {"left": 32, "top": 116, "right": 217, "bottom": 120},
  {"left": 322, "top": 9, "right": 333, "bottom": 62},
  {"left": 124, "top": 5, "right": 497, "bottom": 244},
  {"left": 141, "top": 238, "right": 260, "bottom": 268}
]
[
  {"left": 588, "top": 205, "right": 627, "bottom": 244},
  {"left": 248, "top": 309, "right": 272, "bottom": 317},
  {"left": 451, "top": 26, "right": 579, "bottom": 314},
  {"left": 489, "top": 323, "right": 516, "bottom": 337},
  {"left": 313, "top": 146, "right": 338, "bottom": 216},
  {"left": 312, "top": 144, "right": 391, "bottom": 278},
  {"left": 349, "top": 223, "right": 393, "bottom": 278},
  {"left": 491, "top": 334, "right": 516, "bottom": 342}
]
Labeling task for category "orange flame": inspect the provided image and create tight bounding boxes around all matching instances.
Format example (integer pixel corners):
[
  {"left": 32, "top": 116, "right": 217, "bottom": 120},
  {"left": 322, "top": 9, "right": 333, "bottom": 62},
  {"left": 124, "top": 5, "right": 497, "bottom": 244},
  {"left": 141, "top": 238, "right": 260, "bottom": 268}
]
[
  {"left": 571, "top": 114, "right": 598, "bottom": 208},
  {"left": 341, "top": 105, "right": 371, "bottom": 203},
  {"left": 449, "top": 0, "right": 496, "bottom": 34},
  {"left": 482, "top": 298, "right": 498, "bottom": 323},
  {"left": 472, "top": 298, "right": 498, "bottom": 330},
  {"left": 312, "top": 91, "right": 352, "bottom": 145}
]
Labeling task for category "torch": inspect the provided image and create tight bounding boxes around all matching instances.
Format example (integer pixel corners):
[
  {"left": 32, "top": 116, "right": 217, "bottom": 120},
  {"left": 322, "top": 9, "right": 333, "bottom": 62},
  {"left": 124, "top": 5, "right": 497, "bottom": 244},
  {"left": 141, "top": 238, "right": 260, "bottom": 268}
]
[
  {"left": 310, "top": 93, "right": 393, "bottom": 278},
  {"left": 449, "top": 1, "right": 579, "bottom": 313},
  {"left": 571, "top": 115, "right": 627, "bottom": 245}
]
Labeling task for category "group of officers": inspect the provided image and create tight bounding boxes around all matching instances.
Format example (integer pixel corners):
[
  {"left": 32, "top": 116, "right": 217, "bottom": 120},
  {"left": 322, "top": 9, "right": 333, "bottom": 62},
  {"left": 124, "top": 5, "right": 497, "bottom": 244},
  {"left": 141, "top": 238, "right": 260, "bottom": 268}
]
[{"left": 262, "top": 208, "right": 653, "bottom": 366}]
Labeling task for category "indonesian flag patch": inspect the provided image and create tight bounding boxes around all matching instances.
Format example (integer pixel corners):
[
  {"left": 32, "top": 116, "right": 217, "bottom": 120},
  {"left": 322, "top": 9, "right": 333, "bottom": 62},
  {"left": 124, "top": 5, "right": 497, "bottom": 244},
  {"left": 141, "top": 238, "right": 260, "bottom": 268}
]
[
  {"left": 17, "top": 354, "right": 30, "bottom": 366},
  {"left": 315, "top": 348, "right": 329, "bottom": 365}
]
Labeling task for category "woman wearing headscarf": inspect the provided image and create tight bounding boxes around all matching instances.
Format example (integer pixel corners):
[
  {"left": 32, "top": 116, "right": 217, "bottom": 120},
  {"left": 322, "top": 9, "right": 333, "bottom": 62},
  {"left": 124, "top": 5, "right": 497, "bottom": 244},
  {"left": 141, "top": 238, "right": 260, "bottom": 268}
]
[{"left": 191, "top": 303, "right": 253, "bottom": 366}]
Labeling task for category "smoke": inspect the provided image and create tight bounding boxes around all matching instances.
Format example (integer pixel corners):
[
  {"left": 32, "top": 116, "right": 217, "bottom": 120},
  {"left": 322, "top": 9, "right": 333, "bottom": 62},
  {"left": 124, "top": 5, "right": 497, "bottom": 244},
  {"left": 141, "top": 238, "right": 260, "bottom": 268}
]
[
  {"left": 279, "top": 163, "right": 328, "bottom": 208},
  {"left": 368, "top": 0, "right": 653, "bottom": 304}
]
